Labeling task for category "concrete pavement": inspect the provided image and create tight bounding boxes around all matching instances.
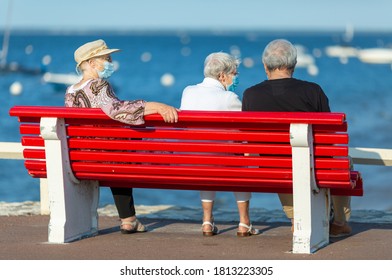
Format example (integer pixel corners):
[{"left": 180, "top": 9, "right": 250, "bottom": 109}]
[{"left": 0, "top": 215, "right": 392, "bottom": 260}]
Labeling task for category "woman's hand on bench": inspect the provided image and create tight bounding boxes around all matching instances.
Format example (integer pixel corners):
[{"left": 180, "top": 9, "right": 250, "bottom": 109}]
[{"left": 144, "top": 102, "right": 180, "bottom": 123}]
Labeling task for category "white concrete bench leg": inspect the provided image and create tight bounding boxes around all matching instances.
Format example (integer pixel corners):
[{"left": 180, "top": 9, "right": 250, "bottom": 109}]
[
  {"left": 290, "top": 124, "right": 330, "bottom": 254},
  {"left": 41, "top": 117, "right": 99, "bottom": 243}
]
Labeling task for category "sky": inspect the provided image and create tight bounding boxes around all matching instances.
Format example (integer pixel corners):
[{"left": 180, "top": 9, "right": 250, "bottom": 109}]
[{"left": 1, "top": 0, "right": 392, "bottom": 32}]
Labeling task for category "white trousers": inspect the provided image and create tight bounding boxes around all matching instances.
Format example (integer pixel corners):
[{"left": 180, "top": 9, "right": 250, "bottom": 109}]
[{"left": 200, "top": 191, "right": 251, "bottom": 203}]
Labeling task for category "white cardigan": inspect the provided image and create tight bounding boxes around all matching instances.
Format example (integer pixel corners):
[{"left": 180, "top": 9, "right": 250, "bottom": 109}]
[{"left": 180, "top": 77, "right": 242, "bottom": 111}]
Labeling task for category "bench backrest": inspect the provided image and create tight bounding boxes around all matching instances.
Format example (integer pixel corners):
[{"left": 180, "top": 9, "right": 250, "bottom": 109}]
[{"left": 9, "top": 105, "right": 362, "bottom": 196}]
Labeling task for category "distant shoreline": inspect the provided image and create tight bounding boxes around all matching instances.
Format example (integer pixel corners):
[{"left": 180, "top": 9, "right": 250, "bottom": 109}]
[{"left": 2, "top": 29, "right": 392, "bottom": 36}]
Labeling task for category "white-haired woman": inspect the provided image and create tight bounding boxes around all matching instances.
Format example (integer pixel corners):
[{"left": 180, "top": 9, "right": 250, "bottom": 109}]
[{"left": 180, "top": 52, "right": 260, "bottom": 237}]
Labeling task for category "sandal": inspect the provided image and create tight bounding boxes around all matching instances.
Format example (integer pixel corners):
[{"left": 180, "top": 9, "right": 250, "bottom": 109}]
[
  {"left": 202, "top": 221, "right": 219, "bottom": 236},
  {"left": 237, "top": 223, "right": 260, "bottom": 237},
  {"left": 120, "top": 219, "right": 147, "bottom": 234}
]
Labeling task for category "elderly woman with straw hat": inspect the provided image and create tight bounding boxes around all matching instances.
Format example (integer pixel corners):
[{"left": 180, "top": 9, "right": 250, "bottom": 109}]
[{"left": 65, "top": 39, "right": 179, "bottom": 234}]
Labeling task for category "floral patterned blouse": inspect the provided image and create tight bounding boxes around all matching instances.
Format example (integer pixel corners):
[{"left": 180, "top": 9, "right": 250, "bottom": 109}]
[{"left": 65, "top": 78, "right": 146, "bottom": 125}]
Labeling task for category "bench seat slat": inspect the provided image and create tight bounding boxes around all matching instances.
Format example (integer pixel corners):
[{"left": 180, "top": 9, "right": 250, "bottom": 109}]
[
  {"left": 23, "top": 149, "right": 45, "bottom": 159},
  {"left": 22, "top": 136, "right": 44, "bottom": 147},
  {"left": 122, "top": 182, "right": 361, "bottom": 195},
  {"left": 98, "top": 180, "right": 362, "bottom": 197},
  {"left": 20, "top": 123, "right": 40, "bottom": 135},
  {"left": 331, "top": 187, "right": 363, "bottom": 196},
  {"left": 76, "top": 172, "right": 355, "bottom": 189},
  {"left": 66, "top": 126, "right": 348, "bottom": 144},
  {"left": 15, "top": 116, "right": 41, "bottom": 123},
  {"left": 68, "top": 138, "right": 295, "bottom": 153},
  {"left": 314, "top": 133, "right": 348, "bottom": 144},
  {"left": 65, "top": 120, "right": 348, "bottom": 132},
  {"left": 23, "top": 168, "right": 362, "bottom": 196},
  {"left": 24, "top": 160, "right": 353, "bottom": 182},
  {"left": 70, "top": 150, "right": 293, "bottom": 167},
  {"left": 77, "top": 172, "right": 295, "bottom": 187},
  {"left": 24, "top": 169, "right": 46, "bottom": 178},
  {"left": 100, "top": 180, "right": 294, "bottom": 193},
  {"left": 67, "top": 138, "right": 348, "bottom": 156},
  {"left": 24, "top": 160, "right": 46, "bottom": 171},
  {"left": 67, "top": 127, "right": 292, "bottom": 142},
  {"left": 68, "top": 150, "right": 350, "bottom": 169},
  {"left": 22, "top": 152, "right": 351, "bottom": 170},
  {"left": 332, "top": 176, "right": 363, "bottom": 196},
  {"left": 312, "top": 123, "right": 347, "bottom": 132},
  {"left": 18, "top": 133, "right": 348, "bottom": 149},
  {"left": 75, "top": 172, "right": 353, "bottom": 192},
  {"left": 71, "top": 162, "right": 352, "bottom": 181}
]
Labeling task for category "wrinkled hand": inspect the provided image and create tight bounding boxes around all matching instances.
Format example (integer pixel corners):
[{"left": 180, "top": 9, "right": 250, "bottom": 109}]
[
  {"left": 157, "top": 104, "right": 179, "bottom": 123},
  {"left": 144, "top": 101, "right": 180, "bottom": 123}
]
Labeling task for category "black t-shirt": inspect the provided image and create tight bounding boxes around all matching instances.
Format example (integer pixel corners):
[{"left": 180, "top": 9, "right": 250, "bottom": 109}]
[{"left": 242, "top": 78, "right": 331, "bottom": 113}]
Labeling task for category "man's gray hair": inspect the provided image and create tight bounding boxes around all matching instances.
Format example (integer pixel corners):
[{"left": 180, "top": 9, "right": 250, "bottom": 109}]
[
  {"left": 204, "top": 52, "right": 240, "bottom": 79},
  {"left": 262, "top": 39, "right": 297, "bottom": 71}
]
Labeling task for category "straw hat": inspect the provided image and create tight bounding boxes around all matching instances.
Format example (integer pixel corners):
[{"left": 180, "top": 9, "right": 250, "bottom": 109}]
[{"left": 74, "top": 39, "right": 120, "bottom": 68}]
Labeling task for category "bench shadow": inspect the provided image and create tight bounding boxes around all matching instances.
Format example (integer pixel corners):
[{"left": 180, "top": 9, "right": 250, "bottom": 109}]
[
  {"left": 97, "top": 205, "right": 392, "bottom": 238},
  {"left": 329, "top": 222, "right": 392, "bottom": 244},
  {"left": 98, "top": 219, "right": 392, "bottom": 240},
  {"left": 98, "top": 226, "right": 120, "bottom": 235},
  {"left": 97, "top": 218, "right": 288, "bottom": 237},
  {"left": 96, "top": 204, "right": 295, "bottom": 236}
]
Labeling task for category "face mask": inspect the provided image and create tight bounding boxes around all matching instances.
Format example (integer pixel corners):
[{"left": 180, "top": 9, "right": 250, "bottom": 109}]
[
  {"left": 227, "top": 75, "right": 239, "bottom": 92},
  {"left": 97, "top": 61, "right": 115, "bottom": 79},
  {"left": 75, "top": 66, "right": 81, "bottom": 76}
]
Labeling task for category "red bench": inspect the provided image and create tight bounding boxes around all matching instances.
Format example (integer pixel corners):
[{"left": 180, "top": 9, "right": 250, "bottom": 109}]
[{"left": 9, "top": 105, "right": 363, "bottom": 254}]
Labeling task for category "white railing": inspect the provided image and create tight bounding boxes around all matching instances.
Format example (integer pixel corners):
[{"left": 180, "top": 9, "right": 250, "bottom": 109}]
[
  {"left": 0, "top": 142, "right": 49, "bottom": 214},
  {"left": 349, "top": 147, "right": 392, "bottom": 166},
  {"left": 1, "top": 141, "right": 392, "bottom": 215},
  {"left": 0, "top": 142, "right": 24, "bottom": 159}
]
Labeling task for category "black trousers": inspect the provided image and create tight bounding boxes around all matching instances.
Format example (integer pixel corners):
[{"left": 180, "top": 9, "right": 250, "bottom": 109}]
[{"left": 110, "top": 187, "right": 136, "bottom": 219}]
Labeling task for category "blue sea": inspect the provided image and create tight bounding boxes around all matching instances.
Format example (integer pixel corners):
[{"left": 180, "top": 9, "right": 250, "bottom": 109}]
[{"left": 1, "top": 30, "right": 392, "bottom": 212}]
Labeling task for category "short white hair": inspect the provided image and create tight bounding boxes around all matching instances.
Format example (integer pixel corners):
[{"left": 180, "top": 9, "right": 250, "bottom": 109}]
[
  {"left": 262, "top": 39, "right": 297, "bottom": 71},
  {"left": 204, "top": 52, "right": 240, "bottom": 79}
]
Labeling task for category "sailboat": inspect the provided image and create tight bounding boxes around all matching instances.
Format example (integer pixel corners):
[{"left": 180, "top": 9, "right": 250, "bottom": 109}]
[
  {"left": 357, "top": 47, "right": 392, "bottom": 64},
  {"left": 0, "top": 0, "right": 43, "bottom": 75},
  {"left": 294, "top": 44, "right": 319, "bottom": 76},
  {"left": 325, "top": 24, "right": 359, "bottom": 64}
]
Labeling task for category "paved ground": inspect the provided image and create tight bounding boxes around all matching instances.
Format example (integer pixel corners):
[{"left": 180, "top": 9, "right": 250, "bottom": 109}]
[{"left": 0, "top": 215, "right": 391, "bottom": 260}]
